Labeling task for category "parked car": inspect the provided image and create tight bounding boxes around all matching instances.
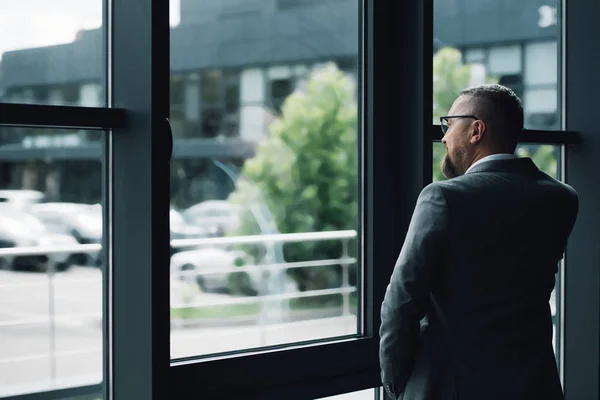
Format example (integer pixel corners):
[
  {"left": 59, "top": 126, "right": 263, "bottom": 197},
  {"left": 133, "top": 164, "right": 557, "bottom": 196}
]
[
  {"left": 170, "top": 209, "right": 216, "bottom": 240},
  {"left": 170, "top": 247, "right": 259, "bottom": 294},
  {"left": 169, "top": 208, "right": 217, "bottom": 255},
  {"left": 0, "top": 190, "right": 46, "bottom": 208},
  {"left": 182, "top": 200, "right": 240, "bottom": 236},
  {"left": 29, "top": 202, "right": 102, "bottom": 266},
  {"left": 0, "top": 210, "right": 80, "bottom": 272}
]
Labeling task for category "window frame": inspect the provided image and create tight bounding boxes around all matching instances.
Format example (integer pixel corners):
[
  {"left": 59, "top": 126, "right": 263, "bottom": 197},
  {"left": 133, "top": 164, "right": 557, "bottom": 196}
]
[
  {"left": 3, "top": 0, "right": 598, "bottom": 398},
  {"left": 109, "top": 0, "right": 171, "bottom": 397},
  {"left": 562, "top": 0, "right": 600, "bottom": 398}
]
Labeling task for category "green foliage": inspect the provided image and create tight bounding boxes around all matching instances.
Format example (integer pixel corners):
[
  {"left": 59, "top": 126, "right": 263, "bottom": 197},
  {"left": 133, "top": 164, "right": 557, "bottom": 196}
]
[
  {"left": 432, "top": 47, "right": 474, "bottom": 182},
  {"left": 432, "top": 143, "right": 447, "bottom": 183},
  {"left": 227, "top": 254, "right": 259, "bottom": 296},
  {"left": 228, "top": 63, "right": 358, "bottom": 291},
  {"left": 516, "top": 145, "right": 558, "bottom": 178},
  {"left": 433, "top": 47, "right": 473, "bottom": 121}
]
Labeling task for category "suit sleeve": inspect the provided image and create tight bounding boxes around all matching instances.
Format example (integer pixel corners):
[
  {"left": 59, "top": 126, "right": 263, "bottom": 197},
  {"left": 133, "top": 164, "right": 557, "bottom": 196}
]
[{"left": 379, "top": 183, "right": 448, "bottom": 399}]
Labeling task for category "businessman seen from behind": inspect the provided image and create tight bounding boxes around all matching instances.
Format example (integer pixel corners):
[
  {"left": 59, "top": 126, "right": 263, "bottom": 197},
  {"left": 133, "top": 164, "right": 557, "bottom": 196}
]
[{"left": 379, "top": 84, "right": 578, "bottom": 400}]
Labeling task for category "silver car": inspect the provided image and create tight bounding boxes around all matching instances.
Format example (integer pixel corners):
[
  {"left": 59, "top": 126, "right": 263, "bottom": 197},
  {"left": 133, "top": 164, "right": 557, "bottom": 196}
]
[{"left": 0, "top": 210, "right": 79, "bottom": 272}]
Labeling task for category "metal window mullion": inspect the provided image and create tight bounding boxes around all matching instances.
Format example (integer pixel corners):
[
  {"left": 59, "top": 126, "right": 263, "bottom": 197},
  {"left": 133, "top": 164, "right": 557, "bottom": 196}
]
[
  {"left": 110, "top": 0, "right": 171, "bottom": 398},
  {"left": 368, "top": 0, "right": 432, "bottom": 337},
  {"left": 0, "top": 103, "right": 126, "bottom": 130},
  {"left": 431, "top": 125, "right": 579, "bottom": 146}
]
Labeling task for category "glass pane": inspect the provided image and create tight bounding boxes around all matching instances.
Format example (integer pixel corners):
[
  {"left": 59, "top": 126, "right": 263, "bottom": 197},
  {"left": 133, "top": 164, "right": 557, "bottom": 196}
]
[
  {"left": 170, "top": 0, "right": 360, "bottom": 359},
  {"left": 433, "top": 0, "right": 560, "bottom": 130},
  {"left": 0, "top": 1, "right": 104, "bottom": 107},
  {"left": 317, "top": 388, "right": 378, "bottom": 400},
  {"left": 0, "top": 127, "right": 104, "bottom": 397},
  {"left": 432, "top": 143, "right": 563, "bottom": 361}
]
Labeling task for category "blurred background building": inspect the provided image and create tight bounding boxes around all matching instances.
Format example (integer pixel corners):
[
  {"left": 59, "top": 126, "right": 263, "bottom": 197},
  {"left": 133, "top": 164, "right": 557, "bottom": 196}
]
[{"left": 0, "top": 0, "right": 557, "bottom": 206}]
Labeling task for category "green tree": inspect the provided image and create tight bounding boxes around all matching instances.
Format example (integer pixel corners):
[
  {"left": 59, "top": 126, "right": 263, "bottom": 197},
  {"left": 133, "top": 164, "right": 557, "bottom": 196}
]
[
  {"left": 227, "top": 63, "right": 358, "bottom": 292},
  {"left": 433, "top": 47, "right": 473, "bottom": 122},
  {"left": 516, "top": 145, "right": 558, "bottom": 178}
]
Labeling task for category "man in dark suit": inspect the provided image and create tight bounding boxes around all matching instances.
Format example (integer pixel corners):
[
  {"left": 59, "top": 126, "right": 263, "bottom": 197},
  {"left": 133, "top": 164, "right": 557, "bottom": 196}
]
[{"left": 379, "top": 84, "right": 578, "bottom": 400}]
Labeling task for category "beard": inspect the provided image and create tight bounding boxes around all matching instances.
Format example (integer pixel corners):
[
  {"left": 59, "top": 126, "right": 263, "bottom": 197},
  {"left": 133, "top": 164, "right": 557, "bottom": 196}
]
[{"left": 441, "top": 150, "right": 469, "bottom": 179}]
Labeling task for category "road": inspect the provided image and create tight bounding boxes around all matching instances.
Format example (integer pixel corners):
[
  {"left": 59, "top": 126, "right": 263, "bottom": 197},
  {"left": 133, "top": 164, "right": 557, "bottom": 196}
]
[{"left": 0, "top": 268, "right": 357, "bottom": 398}]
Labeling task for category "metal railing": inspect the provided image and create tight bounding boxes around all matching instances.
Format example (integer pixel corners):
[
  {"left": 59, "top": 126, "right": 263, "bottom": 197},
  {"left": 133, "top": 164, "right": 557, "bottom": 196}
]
[
  {"left": 0, "top": 230, "right": 359, "bottom": 396},
  {"left": 169, "top": 230, "right": 358, "bottom": 321}
]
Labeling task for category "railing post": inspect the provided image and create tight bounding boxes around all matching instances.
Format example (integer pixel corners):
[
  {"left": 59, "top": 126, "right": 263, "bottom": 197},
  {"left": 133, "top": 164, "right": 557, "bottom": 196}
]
[
  {"left": 341, "top": 238, "right": 350, "bottom": 317},
  {"left": 258, "top": 253, "right": 271, "bottom": 347},
  {"left": 47, "top": 261, "right": 57, "bottom": 384}
]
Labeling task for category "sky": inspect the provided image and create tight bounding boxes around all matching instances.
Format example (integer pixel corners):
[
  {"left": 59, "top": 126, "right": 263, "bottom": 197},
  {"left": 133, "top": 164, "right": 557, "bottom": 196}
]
[{"left": 0, "top": 0, "right": 180, "bottom": 58}]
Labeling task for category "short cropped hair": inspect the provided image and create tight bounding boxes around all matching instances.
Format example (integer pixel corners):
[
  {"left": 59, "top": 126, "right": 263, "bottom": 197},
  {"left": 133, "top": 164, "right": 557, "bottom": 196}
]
[{"left": 460, "top": 84, "right": 524, "bottom": 153}]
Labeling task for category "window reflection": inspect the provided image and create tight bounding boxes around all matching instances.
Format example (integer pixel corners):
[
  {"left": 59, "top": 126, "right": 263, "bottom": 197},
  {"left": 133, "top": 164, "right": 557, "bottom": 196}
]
[
  {"left": 0, "top": 128, "right": 104, "bottom": 397},
  {"left": 433, "top": 0, "right": 560, "bottom": 130},
  {"left": 169, "top": 0, "right": 361, "bottom": 359}
]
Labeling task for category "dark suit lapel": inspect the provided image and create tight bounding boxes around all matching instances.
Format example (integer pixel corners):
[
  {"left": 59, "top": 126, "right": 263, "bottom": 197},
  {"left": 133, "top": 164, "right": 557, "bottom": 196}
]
[{"left": 465, "top": 157, "right": 539, "bottom": 175}]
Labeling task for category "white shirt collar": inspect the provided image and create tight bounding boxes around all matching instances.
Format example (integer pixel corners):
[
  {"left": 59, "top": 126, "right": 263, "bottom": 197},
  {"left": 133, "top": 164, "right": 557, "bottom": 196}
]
[{"left": 465, "top": 153, "right": 518, "bottom": 174}]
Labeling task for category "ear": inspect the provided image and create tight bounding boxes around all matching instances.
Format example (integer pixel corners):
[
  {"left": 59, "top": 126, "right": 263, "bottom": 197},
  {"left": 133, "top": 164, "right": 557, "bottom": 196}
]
[{"left": 469, "top": 120, "right": 486, "bottom": 145}]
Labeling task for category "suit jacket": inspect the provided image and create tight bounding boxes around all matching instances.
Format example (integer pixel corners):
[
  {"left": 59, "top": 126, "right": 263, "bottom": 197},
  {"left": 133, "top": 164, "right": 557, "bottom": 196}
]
[{"left": 379, "top": 157, "right": 579, "bottom": 400}]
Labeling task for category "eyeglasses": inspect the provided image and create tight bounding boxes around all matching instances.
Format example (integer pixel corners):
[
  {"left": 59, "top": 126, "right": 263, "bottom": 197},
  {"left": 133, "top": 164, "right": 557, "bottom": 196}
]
[{"left": 440, "top": 115, "right": 479, "bottom": 134}]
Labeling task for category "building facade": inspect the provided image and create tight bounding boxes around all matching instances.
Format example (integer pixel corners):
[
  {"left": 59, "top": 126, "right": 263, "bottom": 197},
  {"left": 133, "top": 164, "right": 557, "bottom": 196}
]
[{"left": 0, "top": 0, "right": 558, "bottom": 206}]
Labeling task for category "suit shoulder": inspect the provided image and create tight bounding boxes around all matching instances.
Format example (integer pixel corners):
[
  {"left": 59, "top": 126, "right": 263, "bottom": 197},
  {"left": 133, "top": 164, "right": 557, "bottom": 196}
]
[
  {"left": 422, "top": 179, "right": 467, "bottom": 196},
  {"left": 543, "top": 175, "right": 579, "bottom": 204},
  {"left": 420, "top": 181, "right": 449, "bottom": 196},
  {"left": 561, "top": 182, "right": 579, "bottom": 201},
  {"left": 417, "top": 182, "right": 451, "bottom": 205},
  {"left": 559, "top": 182, "right": 579, "bottom": 210}
]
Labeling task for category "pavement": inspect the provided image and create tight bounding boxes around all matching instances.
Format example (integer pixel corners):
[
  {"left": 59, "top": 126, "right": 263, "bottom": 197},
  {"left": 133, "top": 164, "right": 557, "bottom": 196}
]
[{"left": 0, "top": 267, "right": 357, "bottom": 398}]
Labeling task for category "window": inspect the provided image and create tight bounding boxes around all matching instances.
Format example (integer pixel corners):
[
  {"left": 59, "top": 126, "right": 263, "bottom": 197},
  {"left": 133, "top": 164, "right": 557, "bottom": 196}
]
[
  {"left": 0, "top": 1, "right": 107, "bottom": 398},
  {"left": 169, "top": 69, "right": 242, "bottom": 139},
  {"left": 4, "top": 0, "right": 599, "bottom": 399},
  {"left": 0, "top": 1, "right": 103, "bottom": 107},
  {"left": 169, "top": 0, "right": 361, "bottom": 361},
  {"left": 434, "top": 1, "right": 560, "bottom": 131},
  {"left": 221, "top": 0, "right": 264, "bottom": 17},
  {"left": 0, "top": 129, "right": 104, "bottom": 398},
  {"left": 278, "top": 0, "right": 322, "bottom": 11}
]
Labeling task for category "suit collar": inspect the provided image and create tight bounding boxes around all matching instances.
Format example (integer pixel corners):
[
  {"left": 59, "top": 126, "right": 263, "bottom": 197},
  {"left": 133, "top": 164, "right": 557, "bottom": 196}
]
[
  {"left": 465, "top": 153, "right": 518, "bottom": 174},
  {"left": 465, "top": 157, "right": 539, "bottom": 175}
]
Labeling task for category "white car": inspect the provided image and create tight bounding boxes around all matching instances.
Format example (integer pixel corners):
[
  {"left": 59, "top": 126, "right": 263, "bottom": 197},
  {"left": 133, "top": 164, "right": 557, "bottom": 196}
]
[
  {"left": 182, "top": 200, "right": 240, "bottom": 236},
  {"left": 29, "top": 202, "right": 102, "bottom": 266},
  {"left": 170, "top": 247, "right": 259, "bottom": 293},
  {"left": 0, "top": 190, "right": 45, "bottom": 208},
  {"left": 0, "top": 211, "right": 79, "bottom": 272}
]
